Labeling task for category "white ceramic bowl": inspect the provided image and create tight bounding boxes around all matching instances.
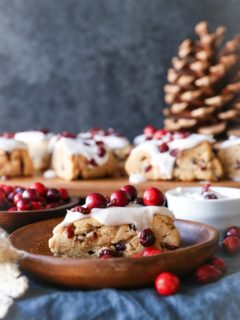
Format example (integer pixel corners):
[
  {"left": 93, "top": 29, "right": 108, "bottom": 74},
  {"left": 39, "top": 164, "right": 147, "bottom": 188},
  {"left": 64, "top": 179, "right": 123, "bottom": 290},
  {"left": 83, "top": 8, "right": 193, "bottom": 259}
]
[{"left": 166, "top": 187, "right": 240, "bottom": 235}]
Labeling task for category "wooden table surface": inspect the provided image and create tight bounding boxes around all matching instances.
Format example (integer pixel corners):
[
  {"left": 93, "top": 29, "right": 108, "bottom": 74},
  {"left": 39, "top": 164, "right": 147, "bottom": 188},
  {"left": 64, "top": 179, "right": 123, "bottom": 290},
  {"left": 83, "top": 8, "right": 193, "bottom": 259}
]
[{"left": 3, "top": 176, "right": 240, "bottom": 197}]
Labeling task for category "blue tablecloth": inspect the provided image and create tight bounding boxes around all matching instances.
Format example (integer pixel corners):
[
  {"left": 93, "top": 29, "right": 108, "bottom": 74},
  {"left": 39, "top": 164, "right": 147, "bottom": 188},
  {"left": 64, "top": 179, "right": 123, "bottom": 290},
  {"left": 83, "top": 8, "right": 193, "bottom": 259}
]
[{"left": 5, "top": 252, "right": 240, "bottom": 320}]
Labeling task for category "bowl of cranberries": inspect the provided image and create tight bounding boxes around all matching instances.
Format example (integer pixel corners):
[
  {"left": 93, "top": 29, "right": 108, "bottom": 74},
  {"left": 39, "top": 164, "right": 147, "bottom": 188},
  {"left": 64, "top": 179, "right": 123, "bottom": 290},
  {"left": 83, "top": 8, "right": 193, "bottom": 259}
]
[
  {"left": 166, "top": 185, "right": 240, "bottom": 234},
  {"left": 0, "top": 182, "right": 79, "bottom": 233}
]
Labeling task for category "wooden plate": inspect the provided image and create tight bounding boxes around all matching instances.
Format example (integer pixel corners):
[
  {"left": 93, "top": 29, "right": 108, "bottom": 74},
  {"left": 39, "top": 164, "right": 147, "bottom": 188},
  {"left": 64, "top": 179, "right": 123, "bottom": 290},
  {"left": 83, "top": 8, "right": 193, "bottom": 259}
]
[
  {"left": 9, "top": 217, "right": 219, "bottom": 289},
  {"left": 0, "top": 198, "right": 79, "bottom": 233}
]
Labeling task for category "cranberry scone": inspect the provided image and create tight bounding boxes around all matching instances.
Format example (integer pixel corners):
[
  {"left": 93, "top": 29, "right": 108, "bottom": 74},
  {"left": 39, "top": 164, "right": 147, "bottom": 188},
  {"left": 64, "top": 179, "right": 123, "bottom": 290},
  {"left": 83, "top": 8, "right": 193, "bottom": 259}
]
[
  {"left": 50, "top": 132, "right": 119, "bottom": 180},
  {"left": 126, "top": 128, "right": 223, "bottom": 182},
  {"left": 78, "top": 128, "right": 131, "bottom": 175},
  {"left": 0, "top": 134, "right": 33, "bottom": 177},
  {"left": 15, "top": 129, "right": 52, "bottom": 171},
  {"left": 216, "top": 136, "right": 240, "bottom": 181},
  {"left": 49, "top": 186, "right": 180, "bottom": 258}
]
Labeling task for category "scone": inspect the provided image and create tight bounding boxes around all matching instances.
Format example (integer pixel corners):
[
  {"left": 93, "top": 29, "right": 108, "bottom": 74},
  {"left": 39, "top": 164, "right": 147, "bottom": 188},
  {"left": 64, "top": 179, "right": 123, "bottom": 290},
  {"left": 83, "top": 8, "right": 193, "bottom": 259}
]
[
  {"left": 78, "top": 128, "right": 131, "bottom": 175},
  {"left": 0, "top": 134, "right": 33, "bottom": 177},
  {"left": 126, "top": 130, "right": 223, "bottom": 182},
  {"left": 51, "top": 133, "right": 119, "bottom": 180},
  {"left": 49, "top": 186, "right": 180, "bottom": 258},
  {"left": 15, "top": 130, "right": 52, "bottom": 171},
  {"left": 216, "top": 136, "right": 240, "bottom": 181}
]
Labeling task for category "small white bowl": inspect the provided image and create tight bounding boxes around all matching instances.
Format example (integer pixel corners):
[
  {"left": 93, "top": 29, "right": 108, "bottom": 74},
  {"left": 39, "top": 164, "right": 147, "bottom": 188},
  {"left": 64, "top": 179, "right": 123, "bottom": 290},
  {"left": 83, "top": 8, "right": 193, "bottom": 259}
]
[{"left": 166, "top": 187, "right": 240, "bottom": 235}]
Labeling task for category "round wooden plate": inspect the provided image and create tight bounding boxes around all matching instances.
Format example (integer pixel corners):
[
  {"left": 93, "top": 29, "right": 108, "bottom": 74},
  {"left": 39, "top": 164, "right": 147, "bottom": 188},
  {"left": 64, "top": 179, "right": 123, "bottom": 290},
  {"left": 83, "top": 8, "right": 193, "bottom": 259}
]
[
  {"left": 9, "top": 217, "right": 219, "bottom": 289},
  {"left": 0, "top": 198, "right": 79, "bottom": 233}
]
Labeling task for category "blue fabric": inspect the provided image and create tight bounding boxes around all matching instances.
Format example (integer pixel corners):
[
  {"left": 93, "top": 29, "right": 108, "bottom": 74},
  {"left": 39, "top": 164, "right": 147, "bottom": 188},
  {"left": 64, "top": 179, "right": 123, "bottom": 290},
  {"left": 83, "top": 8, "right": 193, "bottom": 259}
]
[{"left": 6, "top": 252, "right": 240, "bottom": 320}]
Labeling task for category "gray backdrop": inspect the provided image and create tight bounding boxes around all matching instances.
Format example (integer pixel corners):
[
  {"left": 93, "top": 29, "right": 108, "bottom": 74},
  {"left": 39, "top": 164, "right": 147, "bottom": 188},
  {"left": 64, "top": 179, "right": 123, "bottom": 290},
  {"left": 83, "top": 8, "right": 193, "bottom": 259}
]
[{"left": 0, "top": 0, "right": 240, "bottom": 139}]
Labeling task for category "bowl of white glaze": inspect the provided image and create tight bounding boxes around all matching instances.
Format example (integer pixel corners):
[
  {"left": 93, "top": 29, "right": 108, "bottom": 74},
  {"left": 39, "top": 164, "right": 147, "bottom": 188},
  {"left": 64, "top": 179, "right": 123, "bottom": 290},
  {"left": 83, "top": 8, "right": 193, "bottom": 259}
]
[{"left": 165, "top": 187, "right": 240, "bottom": 235}]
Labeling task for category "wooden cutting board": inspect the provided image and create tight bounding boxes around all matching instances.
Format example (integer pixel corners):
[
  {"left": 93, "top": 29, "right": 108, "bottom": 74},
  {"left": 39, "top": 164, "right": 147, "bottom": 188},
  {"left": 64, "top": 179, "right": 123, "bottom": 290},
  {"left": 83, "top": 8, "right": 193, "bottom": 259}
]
[{"left": 3, "top": 176, "right": 240, "bottom": 197}]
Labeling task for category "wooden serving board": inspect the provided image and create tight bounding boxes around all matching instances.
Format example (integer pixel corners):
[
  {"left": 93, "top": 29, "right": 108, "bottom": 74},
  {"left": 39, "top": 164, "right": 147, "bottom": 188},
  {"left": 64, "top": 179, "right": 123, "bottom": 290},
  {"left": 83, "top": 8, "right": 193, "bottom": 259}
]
[{"left": 3, "top": 176, "right": 240, "bottom": 197}]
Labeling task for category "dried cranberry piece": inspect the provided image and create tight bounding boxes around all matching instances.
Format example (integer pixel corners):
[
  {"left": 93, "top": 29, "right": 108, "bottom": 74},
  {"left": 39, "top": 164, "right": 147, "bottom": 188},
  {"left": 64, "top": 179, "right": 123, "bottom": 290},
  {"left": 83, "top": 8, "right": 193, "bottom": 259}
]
[
  {"left": 65, "top": 224, "right": 75, "bottom": 239},
  {"left": 88, "top": 159, "right": 98, "bottom": 167},
  {"left": 99, "top": 249, "right": 122, "bottom": 258},
  {"left": 144, "top": 165, "right": 152, "bottom": 173},
  {"left": 159, "top": 142, "right": 169, "bottom": 153},
  {"left": 170, "top": 148, "right": 180, "bottom": 157},
  {"left": 97, "top": 146, "right": 106, "bottom": 157},
  {"left": 134, "top": 197, "right": 144, "bottom": 206},
  {"left": 139, "top": 228, "right": 156, "bottom": 247},
  {"left": 114, "top": 241, "right": 126, "bottom": 252}
]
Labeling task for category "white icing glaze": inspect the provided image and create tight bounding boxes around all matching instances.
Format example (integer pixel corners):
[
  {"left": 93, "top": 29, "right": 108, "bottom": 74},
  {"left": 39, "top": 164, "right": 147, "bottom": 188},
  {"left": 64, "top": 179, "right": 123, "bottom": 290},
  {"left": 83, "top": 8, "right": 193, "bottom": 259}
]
[
  {"left": 130, "top": 133, "right": 215, "bottom": 179},
  {"left": 133, "top": 134, "right": 146, "bottom": 145},
  {"left": 129, "top": 174, "right": 147, "bottom": 184},
  {"left": 0, "top": 137, "right": 27, "bottom": 151},
  {"left": 15, "top": 131, "right": 53, "bottom": 143},
  {"left": 219, "top": 136, "right": 240, "bottom": 149},
  {"left": 78, "top": 132, "right": 130, "bottom": 149},
  {"left": 53, "top": 137, "right": 109, "bottom": 165},
  {"left": 56, "top": 204, "right": 174, "bottom": 231}
]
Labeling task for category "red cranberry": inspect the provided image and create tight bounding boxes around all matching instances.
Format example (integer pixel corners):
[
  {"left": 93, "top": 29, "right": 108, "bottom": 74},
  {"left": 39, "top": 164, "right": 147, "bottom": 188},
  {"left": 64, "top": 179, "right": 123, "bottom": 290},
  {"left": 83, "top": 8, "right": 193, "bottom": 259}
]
[
  {"left": 143, "top": 187, "right": 165, "bottom": 206},
  {"left": 14, "top": 186, "right": 25, "bottom": 194},
  {"left": 201, "top": 183, "right": 211, "bottom": 194},
  {"left": 16, "top": 199, "right": 33, "bottom": 211},
  {"left": 65, "top": 224, "right": 75, "bottom": 238},
  {"left": 32, "top": 201, "right": 44, "bottom": 210},
  {"left": 7, "top": 192, "right": 15, "bottom": 203},
  {"left": 120, "top": 185, "right": 138, "bottom": 200},
  {"left": 22, "top": 188, "right": 39, "bottom": 201},
  {"left": 225, "top": 226, "right": 240, "bottom": 239},
  {"left": 95, "top": 140, "right": 104, "bottom": 146},
  {"left": 153, "top": 129, "right": 167, "bottom": 139},
  {"left": 208, "top": 256, "right": 227, "bottom": 274},
  {"left": 59, "top": 188, "right": 70, "bottom": 201},
  {"left": 139, "top": 228, "right": 156, "bottom": 247},
  {"left": 13, "top": 193, "right": 22, "bottom": 204},
  {"left": 170, "top": 148, "right": 180, "bottom": 157},
  {"left": 97, "top": 146, "right": 106, "bottom": 157},
  {"left": 30, "top": 182, "right": 47, "bottom": 196},
  {"left": 142, "top": 247, "right": 162, "bottom": 257},
  {"left": 88, "top": 158, "right": 98, "bottom": 167},
  {"left": 134, "top": 197, "right": 144, "bottom": 206},
  {"left": 203, "top": 193, "right": 218, "bottom": 200},
  {"left": 85, "top": 193, "right": 107, "bottom": 209},
  {"left": 144, "top": 125, "right": 156, "bottom": 137},
  {"left": 222, "top": 236, "right": 240, "bottom": 256},
  {"left": 159, "top": 142, "right": 169, "bottom": 153},
  {"left": 2, "top": 185, "right": 14, "bottom": 194},
  {"left": 110, "top": 190, "right": 131, "bottom": 207},
  {"left": 114, "top": 241, "right": 126, "bottom": 252},
  {"left": 99, "top": 249, "right": 121, "bottom": 258},
  {"left": 8, "top": 207, "right": 17, "bottom": 212},
  {"left": 193, "top": 264, "right": 222, "bottom": 284},
  {"left": 144, "top": 165, "right": 152, "bottom": 172},
  {"left": 0, "top": 189, "right": 6, "bottom": 201},
  {"left": 79, "top": 206, "right": 91, "bottom": 214},
  {"left": 46, "top": 188, "right": 61, "bottom": 203},
  {"left": 155, "top": 272, "right": 180, "bottom": 296},
  {"left": 39, "top": 197, "right": 46, "bottom": 205}
]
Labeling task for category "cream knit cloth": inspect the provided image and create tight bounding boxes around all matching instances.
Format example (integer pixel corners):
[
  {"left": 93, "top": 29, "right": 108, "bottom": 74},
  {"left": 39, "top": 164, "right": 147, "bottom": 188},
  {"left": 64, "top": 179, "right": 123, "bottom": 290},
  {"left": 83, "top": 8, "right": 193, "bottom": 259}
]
[{"left": 0, "top": 228, "right": 28, "bottom": 318}]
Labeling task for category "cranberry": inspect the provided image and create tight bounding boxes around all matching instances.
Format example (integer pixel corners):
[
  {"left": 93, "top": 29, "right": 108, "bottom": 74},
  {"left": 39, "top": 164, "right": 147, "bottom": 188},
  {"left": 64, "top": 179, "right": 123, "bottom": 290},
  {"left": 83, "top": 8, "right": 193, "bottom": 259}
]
[
  {"left": 139, "top": 228, "right": 156, "bottom": 247},
  {"left": 0, "top": 189, "right": 6, "bottom": 201},
  {"left": 8, "top": 207, "right": 17, "bottom": 212},
  {"left": 99, "top": 249, "right": 121, "bottom": 258},
  {"left": 2, "top": 185, "right": 14, "bottom": 194},
  {"left": 159, "top": 142, "right": 169, "bottom": 153},
  {"left": 7, "top": 192, "right": 15, "bottom": 203},
  {"left": 222, "top": 236, "right": 240, "bottom": 256},
  {"left": 170, "top": 148, "right": 180, "bottom": 157},
  {"left": 225, "top": 226, "right": 240, "bottom": 239},
  {"left": 144, "top": 125, "right": 156, "bottom": 137},
  {"left": 110, "top": 190, "right": 131, "bottom": 207},
  {"left": 14, "top": 186, "right": 25, "bottom": 194},
  {"left": 208, "top": 256, "right": 227, "bottom": 274},
  {"left": 22, "top": 188, "right": 40, "bottom": 201},
  {"left": 13, "top": 193, "right": 22, "bottom": 204},
  {"left": 202, "top": 183, "right": 211, "bottom": 194},
  {"left": 153, "top": 129, "right": 167, "bottom": 140},
  {"left": 32, "top": 201, "right": 44, "bottom": 210},
  {"left": 16, "top": 199, "right": 33, "bottom": 211},
  {"left": 65, "top": 224, "right": 75, "bottom": 238},
  {"left": 88, "top": 159, "right": 97, "bottom": 167},
  {"left": 59, "top": 188, "right": 70, "bottom": 201},
  {"left": 134, "top": 197, "right": 144, "bottom": 206},
  {"left": 95, "top": 140, "right": 104, "bottom": 146},
  {"left": 144, "top": 165, "right": 152, "bottom": 172},
  {"left": 155, "top": 272, "right": 180, "bottom": 296},
  {"left": 114, "top": 241, "right": 126, "bottom": 252},
  {"left": 39, "top": 197, "right": 46, "bottom": 205},
  {"left": 45, "top": 188, "right": 61, "bottom": 202},
  {"left": 203, "top": 193, "right": 218, "bottom": 200},
  {"left": 143, "top": 187, "right": 165, "bottom": 206},
  {"left": 85, "top": 193, "right": 107, "bottom": 209},
  {"left": 97, "top": 146, "right": 106, "bottom": 157},
  {"left": 120, "top": 185, "right": 138, "bottom": 200},
  {"left": 30, "top": 182, "right": 47, "bottom": 196},
  {"left": 142, "top": 247, "right": 162, "bottom": 257},
  {"left": 193, "top": 264, "right": 222, "bottom": 284}
]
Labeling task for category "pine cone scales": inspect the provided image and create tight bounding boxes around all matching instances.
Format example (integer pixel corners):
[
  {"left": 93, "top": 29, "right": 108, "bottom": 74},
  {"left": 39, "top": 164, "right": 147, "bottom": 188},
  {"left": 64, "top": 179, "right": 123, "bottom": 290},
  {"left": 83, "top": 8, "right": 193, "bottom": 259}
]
[{"left": 163, "top": 21, "right": 240, "bottom": 136}]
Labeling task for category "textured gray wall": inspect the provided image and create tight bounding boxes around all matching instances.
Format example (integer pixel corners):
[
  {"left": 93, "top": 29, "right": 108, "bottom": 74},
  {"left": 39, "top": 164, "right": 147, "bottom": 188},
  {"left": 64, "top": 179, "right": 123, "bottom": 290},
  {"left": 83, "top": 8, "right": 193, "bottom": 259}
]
[{"left": 0, "top": 0, "right": 240, "bottom": 138}]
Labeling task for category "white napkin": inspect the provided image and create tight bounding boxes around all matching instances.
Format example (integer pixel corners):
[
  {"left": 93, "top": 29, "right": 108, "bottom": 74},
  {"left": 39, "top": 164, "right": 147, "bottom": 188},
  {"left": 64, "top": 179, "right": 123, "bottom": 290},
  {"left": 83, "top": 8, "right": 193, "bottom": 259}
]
[{"left": 0, "top": 228, "right": 28, "bottom": 319}]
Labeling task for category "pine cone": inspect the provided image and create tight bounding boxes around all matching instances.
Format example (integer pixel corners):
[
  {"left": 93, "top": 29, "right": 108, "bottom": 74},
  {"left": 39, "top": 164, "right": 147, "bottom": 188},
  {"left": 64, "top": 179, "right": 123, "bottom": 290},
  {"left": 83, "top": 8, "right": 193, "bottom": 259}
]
[{"left": 163, "top": 21, "right": 240, "bottom": 137}]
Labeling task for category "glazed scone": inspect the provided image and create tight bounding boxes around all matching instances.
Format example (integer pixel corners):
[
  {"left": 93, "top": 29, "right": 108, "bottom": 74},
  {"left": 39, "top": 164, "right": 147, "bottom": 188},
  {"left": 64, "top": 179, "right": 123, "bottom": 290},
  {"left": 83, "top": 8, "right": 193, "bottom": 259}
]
[
  {"left": 49, "top": 187, "right": 180, "bottom": 258},
  {"left": 126, "top": 131, "right": 223, "bottom": 182},
  {"left": 78, "top": 128, "right": 131, "bottom": 175},
  {"left": 216, "top": 136, "right": 240, "bottom": 181},
  {"left": 15, "top": 130, "right": 52, "bottom": 171},
  {"left": 51, "top": 135, "right": 119, "bottom": 180},
  {"left": 0, "top": 136, "right": 33, "bottom": 177}
]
